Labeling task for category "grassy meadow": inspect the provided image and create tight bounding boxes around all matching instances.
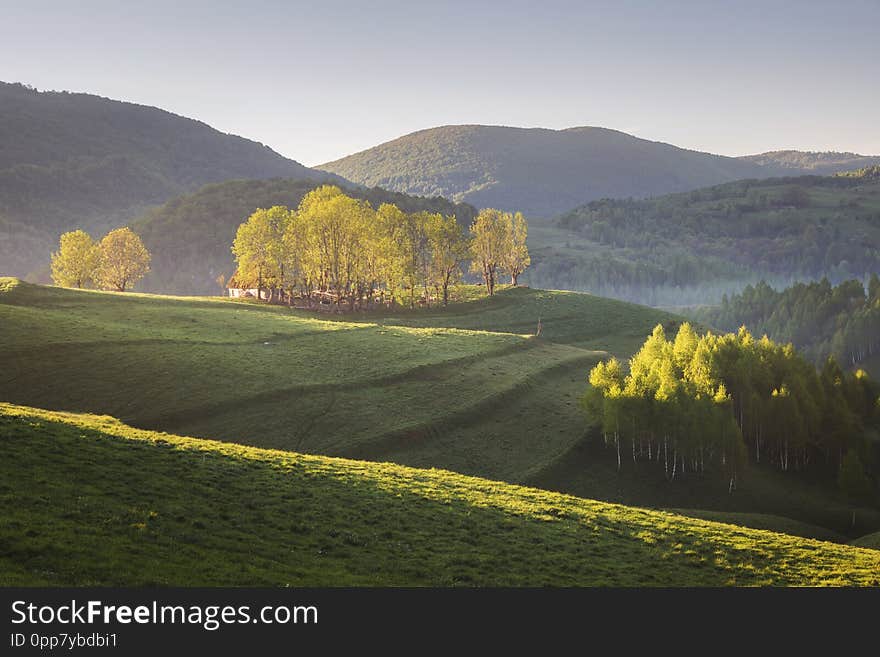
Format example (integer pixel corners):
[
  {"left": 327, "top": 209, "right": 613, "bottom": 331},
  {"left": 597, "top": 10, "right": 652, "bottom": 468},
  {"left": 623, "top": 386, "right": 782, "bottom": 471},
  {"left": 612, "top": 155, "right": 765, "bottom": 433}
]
[
  {"left": 2, "top": 402, "right": 878, "bottom": 586},
  {"left": 0, "top": 278, "right": 667, "bottom": 483},
  {"left": 2, "top": 277, "right": 878, "bottom": 557}
]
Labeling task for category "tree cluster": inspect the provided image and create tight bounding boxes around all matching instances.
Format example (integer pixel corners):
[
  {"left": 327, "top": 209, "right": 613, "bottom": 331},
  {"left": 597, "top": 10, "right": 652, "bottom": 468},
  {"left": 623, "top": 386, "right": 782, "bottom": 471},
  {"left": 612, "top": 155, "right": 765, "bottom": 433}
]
[
  {"left": 584, "top": 323, "right": 879, "bottom": 494},
  {"left": 50, "top": 227, "right": 151, "bottom": 292},
  {"left": 698, "top": 276, "right": 880, "bottom": 368},
  {"left": 230, "top": 185, "right": 529, "bottom": 309}
]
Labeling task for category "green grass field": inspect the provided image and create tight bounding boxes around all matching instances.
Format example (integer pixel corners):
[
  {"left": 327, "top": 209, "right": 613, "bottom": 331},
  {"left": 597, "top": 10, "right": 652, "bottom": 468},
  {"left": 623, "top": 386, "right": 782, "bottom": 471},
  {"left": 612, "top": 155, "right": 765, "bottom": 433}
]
[
  {"left": 2, "top": 277, "right": 877, "bottom": 547},
  {"left": 0, "top": 279, "right": 669, "bottom": 484},
  {"left": 3, "top": 402, "right": 878, "bottom": 586}
]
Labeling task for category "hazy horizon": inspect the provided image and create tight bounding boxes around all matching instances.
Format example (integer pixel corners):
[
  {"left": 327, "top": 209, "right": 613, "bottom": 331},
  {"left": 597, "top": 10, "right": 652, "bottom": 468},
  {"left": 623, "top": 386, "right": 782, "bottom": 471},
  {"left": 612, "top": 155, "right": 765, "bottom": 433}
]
[{"left": 2, "top": 0, "right": 878, "bottom": 166}]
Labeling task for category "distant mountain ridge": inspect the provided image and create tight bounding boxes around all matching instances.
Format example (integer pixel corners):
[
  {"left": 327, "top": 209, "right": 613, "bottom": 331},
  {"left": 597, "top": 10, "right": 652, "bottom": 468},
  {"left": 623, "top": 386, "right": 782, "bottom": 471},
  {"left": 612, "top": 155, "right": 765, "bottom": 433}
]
[
  {"left": 739, "top": 150, "right": 880, "bottom": 174},
  {"left": 0, "top": 81, "right": 345, "bottom": 277},
  {"left": 318, "top": 124, "right": 879, "bottom": 217}
]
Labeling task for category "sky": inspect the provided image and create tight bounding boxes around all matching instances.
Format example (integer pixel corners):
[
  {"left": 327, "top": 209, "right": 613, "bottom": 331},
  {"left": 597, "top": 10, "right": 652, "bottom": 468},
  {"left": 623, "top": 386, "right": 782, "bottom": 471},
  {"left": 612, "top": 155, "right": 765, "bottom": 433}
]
[{"left": 1, "top": 0, "right": 878, "bottom": 166}]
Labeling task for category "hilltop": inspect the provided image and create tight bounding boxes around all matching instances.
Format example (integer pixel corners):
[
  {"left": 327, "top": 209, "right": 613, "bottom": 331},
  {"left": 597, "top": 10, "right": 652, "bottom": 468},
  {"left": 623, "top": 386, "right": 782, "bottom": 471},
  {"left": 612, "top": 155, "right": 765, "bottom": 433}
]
[
  {"left": 741, "top": 150, "right": 880, "bottom": 174},
  {"left": 2, "top": 402, "right": 878, "bottom": 586},
  {"left": 131, "top": 178, "right": 477, "bottom": 295},
  {"left": 0, "top": 81, "right": 344, "bottom": 278},
  {"left": 528, "top": 172, "right": 880, "bottom": 305},
  {"left": 317, "top": 125, "right": 880, "bottom": 219},
  {"left": 318, "top": 125, "right": 768, "bottom": 217}
]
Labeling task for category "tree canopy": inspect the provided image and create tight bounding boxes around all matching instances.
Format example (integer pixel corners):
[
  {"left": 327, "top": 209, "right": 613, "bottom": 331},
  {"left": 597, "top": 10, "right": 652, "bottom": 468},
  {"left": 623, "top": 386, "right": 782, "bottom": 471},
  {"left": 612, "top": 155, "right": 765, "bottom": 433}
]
[
  {"left": 51, "top": 227, "right": 152, "bottom": 292},
  {"left": 584, "top": 323, "right": 880, "bottom": 492},
  {"left": 695, "top": 276, "right": 880, "bottom": 369},
  {"left": 96, "top": 227, "right": 151, "bottom": 292},
  {"left": 229, "top": 186, "right": 529, "bottom": 309},
  {"left": 50, "top": 230, "right": 100, "bottom": 288}
]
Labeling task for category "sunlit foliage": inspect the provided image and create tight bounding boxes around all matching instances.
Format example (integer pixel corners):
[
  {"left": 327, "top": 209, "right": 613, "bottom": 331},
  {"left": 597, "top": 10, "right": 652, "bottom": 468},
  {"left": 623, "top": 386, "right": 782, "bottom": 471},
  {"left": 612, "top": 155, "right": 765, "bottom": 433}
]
[
  {"left": 585, "top": 323, "right": 880, "bottom": 491},
  {"left": 231, "top": 186, "right": 528, "bottom": 309}
]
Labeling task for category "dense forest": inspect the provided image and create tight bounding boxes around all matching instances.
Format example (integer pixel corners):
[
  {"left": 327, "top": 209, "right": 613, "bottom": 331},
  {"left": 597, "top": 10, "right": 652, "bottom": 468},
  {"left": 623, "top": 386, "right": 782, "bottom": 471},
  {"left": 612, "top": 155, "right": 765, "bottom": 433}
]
[
  {"left": 585, "top": 324, "right": 879, "bottom": 499},
  {"left": 0, "top": 81, "right": 340, "bottom": 278},
  {"left": 529, "top": 169, "right": 880, "bottom": 305},
  {"left": 134, "top": 178, "right": 478, "bottom": 295},
  {"left": 694, "top": 276, "right": 880, "bottom": 371}
]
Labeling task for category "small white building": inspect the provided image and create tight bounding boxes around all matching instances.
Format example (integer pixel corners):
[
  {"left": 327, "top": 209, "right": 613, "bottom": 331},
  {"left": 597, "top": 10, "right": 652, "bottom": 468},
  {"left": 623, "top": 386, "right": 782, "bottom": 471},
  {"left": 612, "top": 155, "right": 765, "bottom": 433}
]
[{"left": 226, "top": 271, "right": 269, "bottom": 299}]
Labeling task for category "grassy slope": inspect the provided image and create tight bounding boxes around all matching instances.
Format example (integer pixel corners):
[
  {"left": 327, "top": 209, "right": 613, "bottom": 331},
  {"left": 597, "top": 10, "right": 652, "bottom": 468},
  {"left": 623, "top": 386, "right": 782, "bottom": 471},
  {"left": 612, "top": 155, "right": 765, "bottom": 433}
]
[
  {"left": 2, "top": 402, "right": 878, "bottom": 586},
  {"left": 2, "top": 278, "right": 875, "bottom": 538},
  {"left": 530, "top": 434, "right": 880, "bottom": 538},
  {"left": 851, "top": 531, "right": 880, "bottom": 549},
  {"left": 3, "top": 279, "right": 663, "bottom": 484},
  {"left": 667, "top": 509, "right": 847, "bottom": 544}
]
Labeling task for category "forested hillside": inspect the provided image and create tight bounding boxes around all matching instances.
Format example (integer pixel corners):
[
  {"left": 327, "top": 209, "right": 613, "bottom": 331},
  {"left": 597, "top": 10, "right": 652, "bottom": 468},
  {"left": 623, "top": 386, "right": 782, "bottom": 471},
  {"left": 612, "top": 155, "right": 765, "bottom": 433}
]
[
  {"left": 133, "top": 179, "right": 477, "bottom": 295},
  {"left": 318, "top": 125, "right": 770, "bottom": 217},
  {"left": 0, "top": 82, "right": 342, "bottom": 278},
  {"left": 529, "top": 171, "right": 880, "bottom": 305},
  {"left": 694, "top": 277, "right": 880, "bottom": 371},
  {"left": 319, "top": 125, "right": 880, "bottom": 219},
  {"left": 740, "top": 151, "right": 880, "bottom": 175}
]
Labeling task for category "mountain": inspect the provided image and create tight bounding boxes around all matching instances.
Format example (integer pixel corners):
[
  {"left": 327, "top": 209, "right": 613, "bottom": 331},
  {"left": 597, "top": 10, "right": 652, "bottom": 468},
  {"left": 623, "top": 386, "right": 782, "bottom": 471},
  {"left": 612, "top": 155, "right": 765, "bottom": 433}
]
[
  {"left": 526, "top": 171, "right": 880, "bottom": 306},
  {"left": 0, "top": 81, "right": 344, "bottom": 277},
  {"left": 740, "top": 150, "right": 880, "bottom": 175},
  {"left": 133, "top": 178, "right": 477, "bottom": 295},
  {"left": 316, "top": 125, "right": 770, "bottom": 217}
]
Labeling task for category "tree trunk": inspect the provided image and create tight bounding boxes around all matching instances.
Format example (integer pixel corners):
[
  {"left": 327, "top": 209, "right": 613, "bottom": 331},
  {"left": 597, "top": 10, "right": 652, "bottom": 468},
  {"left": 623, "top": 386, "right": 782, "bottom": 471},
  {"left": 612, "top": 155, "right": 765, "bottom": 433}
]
[
  {"left": 664, "top": 437, "right": 668, "bottom": 479},
  {"left": 616, "top": 432, "right": 621, "bottom": 472}
]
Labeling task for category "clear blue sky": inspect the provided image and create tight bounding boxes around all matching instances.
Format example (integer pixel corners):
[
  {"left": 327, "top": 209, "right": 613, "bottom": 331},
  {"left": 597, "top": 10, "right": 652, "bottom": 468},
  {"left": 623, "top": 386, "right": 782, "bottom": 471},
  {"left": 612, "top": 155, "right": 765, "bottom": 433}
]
[{"left": 2, "top": 0, "right": 877, "bottom": 166}]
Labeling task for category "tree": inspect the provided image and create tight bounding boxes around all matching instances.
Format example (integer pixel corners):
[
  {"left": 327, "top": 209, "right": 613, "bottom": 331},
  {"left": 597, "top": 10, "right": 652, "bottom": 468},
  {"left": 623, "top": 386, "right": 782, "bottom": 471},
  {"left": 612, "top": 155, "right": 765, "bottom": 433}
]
[
  {"left": 469, "top": 209, "right": 507, "bottom": 295},
  {"left": 96, "top": 228, "right": 151, "bottom": 292},
  {"left": 232, "top": 206, "right": 288, "bottom": 302},
  {"left": 425, "top": 213, "right": 468, "bottom": 306},
  {"left": 298, "top": 186, "right": 374, "bottom": 309},
  {"left": 50, "top": 230, "right": 100, "bottom": 288},
  {"left": 582, "top": 321, "right": 877, "bottom": 486},
  {"left": 500, "top": 211, "right": 530, "bottom": 286}
]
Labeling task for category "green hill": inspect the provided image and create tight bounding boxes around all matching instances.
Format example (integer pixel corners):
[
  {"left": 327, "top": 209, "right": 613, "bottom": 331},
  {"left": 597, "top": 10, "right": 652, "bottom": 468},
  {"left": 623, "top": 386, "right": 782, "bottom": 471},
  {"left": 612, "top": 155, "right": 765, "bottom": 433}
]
[
  {"left": 0, "top": 81, "right": 344, "bottom": 279},
  {"left": 317, "top": 125, "right": 772, "bottom": 218},
  {"left": 740, "top": 151, "right": 880, "bottom": 175},
  {"left": 317, "top": 125, "right": 880, "bottom": 220},
  {"left": 0, "top": 278, "right": 662, "bottom": 484},
  {"left": 131, "top": 178, "right": 477, "bottom": 295},
  {"left": 530, "top": 173, "right": 880, "bottom": 305},
  {"left": 3, "top": 277, "right": 877, "bottom": 536},
  {"left": 2, "top": 402, "right": 878, "bottom": 586}
]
